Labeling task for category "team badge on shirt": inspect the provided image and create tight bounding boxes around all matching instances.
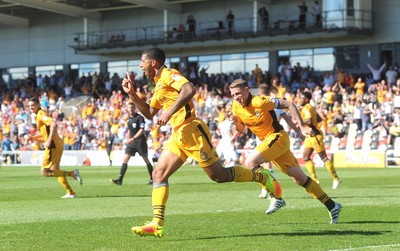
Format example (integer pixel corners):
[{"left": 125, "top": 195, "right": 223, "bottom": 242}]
[
  {"left": 172, "top": 74, "right": 181, "bottom": 81},
  {"left": 199, "top": 149, "right": 208, "bottom": 160},
  {"left": 255, "top": 110, "right": 261, "bottom": 117}
]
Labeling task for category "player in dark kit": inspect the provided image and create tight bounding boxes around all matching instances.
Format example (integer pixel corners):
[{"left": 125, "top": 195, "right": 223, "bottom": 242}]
[{"left": 110, "top": 102, "right": 154, "bottom": 185}]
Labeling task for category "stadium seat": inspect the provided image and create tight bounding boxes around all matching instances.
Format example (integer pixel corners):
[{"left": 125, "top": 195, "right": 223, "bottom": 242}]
[
  {"left": 362, "top": 130, "right": 372, "bottom": 150},
  {"left": 371, "top": 130, "right": 380, "bottom": 142},
  {"left": 345, "top": 123, "right": 358, "bottom": 150},
  {"left": 370, "top": 141, "right": 378, "bottom": 150},
  {"left": 354, "top": 138, "right": 362, "bottom": 150},
  {"left": 338, "top": 137, "right": 347, "bottom": 150},
  {"left": 394, "top": 137, "right": 400, "bottom": 151},
  {"left": 378, "top": 138, "right": 388, "bottom": 150},
  {"left": 293, "top": 138, "right": 302, "bottom": 150},
  {"left": 331, "top": 137, "right": 341, "bottom": 151},
  {"left": 325, "top": 135, "right": 332, "bottom": 150},
  {"left": 348, "top": 123, "right": 358, "bottom": 135}
]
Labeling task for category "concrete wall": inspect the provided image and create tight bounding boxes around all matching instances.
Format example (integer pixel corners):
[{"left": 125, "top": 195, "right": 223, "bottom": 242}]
[{"left": 0, "top": 0, "right": 399, "bottom": 72}]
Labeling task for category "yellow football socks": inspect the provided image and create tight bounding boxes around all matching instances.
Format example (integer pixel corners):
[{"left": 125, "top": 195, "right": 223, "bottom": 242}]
[
  {"left": 324, "top": 158, "right": 339, "bottom": 180},
  {"left": 231, "top": 165, "right": 282, "bottom": 198},
  {"left": 152, "top": 183, "right": 169, "bottom": 226},
  {"left": 303, "top": 177, "right": 330, "bottom": 204},
  {"left": 57, "top": 176, "right": 74, "bottom": 194},
  {"left": 305, "top": 160, "right": 318, "bottom": 182},
  {"left": 49, "top": 170, "right": 72, "bottom": 177}
]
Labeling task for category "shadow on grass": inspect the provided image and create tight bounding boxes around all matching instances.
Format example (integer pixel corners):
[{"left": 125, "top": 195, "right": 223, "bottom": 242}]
[{"left": 194, "top": 230, "right": 390, "bottom": 240}]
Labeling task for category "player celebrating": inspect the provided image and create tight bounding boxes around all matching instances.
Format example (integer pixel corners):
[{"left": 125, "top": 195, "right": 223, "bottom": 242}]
[
  {"left": 27, "top": 97, "right": 83, "bottom": 198},
  {"left": 299, "top": 91, "right": 342, "bottom": 189},
  {"left": 228, "top": 79, "right": 342, "bottom": 224},
  {"left": 122, "top": 47, "right": 281, "bottom": 238}
]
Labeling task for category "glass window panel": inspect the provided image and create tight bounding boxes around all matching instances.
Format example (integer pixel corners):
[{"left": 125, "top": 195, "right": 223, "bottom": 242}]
[
  {"left": 222, "top": 58, "right": 244, "bottom": 73},
  {"left": 164, "top": 57, "right": 180, "bottom": 69},
  {"left": 128, "top": 60, "right": 141, "bottom": 76},
  {"left": 108, "top": 66, "right": 127, "bottom": 78},
  {"left": 246, "top": 52, "right": 269, "bottom": 59},
  {"left": 245, "top": 58, "right": 269, "bottom": 74},
  {"left": 278, "top": 50, "right": 289, "bottom": 56},
  {"left": 206, "top": 61, "right": 221, "bottom": 74},
  {"left": 313, "top": 54, "right": 335, "bottom": 71},
  {"left": 222, "top": 53, "right": 244, "bottom": 60},
  {"left": 290, "top": 49, "right": 313, "bottom": 56},
  {"left": 188, "top": 56, "right": 199, "bottom": 62},
  {"left": 335, "top": 46, "right": 359, "bottom": 69},
  {"left": 169, "top": 57, "right": 180, "bottom": 63},
  {"left": 8, "top": 67, "right": 28, "bottom": 80},
  {"left": 198, "top": 54, "right": 221, "bottom": 74},
  {"left": 290, "top": 55, "right": 313, "bottom": 68},
  {"left": 36, "top": 65, "right": 62, "bottom": 76},
  {"left": 78, "top": 63, "right": 100, "bottom": 76},
  {"left": 79, "top": 63, "right": 100, "bottom": 69},
  {"left": 199, "top": 55, "right": 221, "bottom": 61},
  {"left": 2, "top": 74, "right": 9, "bottom": 84},
  {"left": 314, "top": 47, "right": 334, "bottom": 54},
  {"left": 108, "top": 61, "right": 127, "bottom": 67}
]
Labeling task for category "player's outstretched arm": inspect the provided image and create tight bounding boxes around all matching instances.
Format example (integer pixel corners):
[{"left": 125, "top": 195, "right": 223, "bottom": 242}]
[
  {"left": 279, "top": 99, "right": 310, "bottom": 135},
  {"left": 281, "top": 113, "right": 305, "bottom": 140}
]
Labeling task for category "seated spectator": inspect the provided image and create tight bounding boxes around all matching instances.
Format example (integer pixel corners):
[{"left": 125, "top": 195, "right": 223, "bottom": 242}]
[{"left": 108, "top": 35, "right": 116, "bottom": 44}]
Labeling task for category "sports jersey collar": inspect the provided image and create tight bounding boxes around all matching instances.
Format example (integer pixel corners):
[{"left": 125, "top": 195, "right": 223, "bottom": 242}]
[
  {"left": 154, "top": 65, "right": 166, "bottom": 82},
  {"left": 244, "top": 92, "right": 253, "bottom": 107}
]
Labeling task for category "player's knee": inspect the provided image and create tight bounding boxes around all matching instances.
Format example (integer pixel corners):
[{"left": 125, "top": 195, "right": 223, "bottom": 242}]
[{"left": 245, "top": 158, "right": 258, "bottom": 170}]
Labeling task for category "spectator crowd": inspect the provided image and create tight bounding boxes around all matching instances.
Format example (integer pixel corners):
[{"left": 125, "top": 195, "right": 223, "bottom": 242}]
[{"left": 1, "top": 61, "right": 400, "bottom": 165}]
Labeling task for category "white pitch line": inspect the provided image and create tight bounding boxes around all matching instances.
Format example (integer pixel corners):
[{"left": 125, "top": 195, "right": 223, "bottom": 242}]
[{"left": 327, "top": 244, "right": 400, "bottom": 251}]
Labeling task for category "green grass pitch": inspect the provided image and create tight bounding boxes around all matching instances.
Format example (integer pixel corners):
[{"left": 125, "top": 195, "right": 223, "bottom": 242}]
[{"left": 1, "top": 165, "right": 400, "bottom": 251}]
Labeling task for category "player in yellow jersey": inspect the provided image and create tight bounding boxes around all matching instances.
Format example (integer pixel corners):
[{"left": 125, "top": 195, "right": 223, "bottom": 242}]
[
  {"left": 299, "top": 91, "right": 342, "bottom": 189},
  {"left": 257, "top": 84, "right": 306, "bottom": 199},
  {"left": 27, "top": 97, "right": 83, "bottom": 198},
  {"left": 122, "top": 48, "right": 281, "bottom": 238},
  {"left": 228, "top": 79, "right": 342, "bottom": 224}
]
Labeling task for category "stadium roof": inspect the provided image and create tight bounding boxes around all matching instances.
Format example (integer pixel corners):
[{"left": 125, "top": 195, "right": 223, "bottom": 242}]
[{"left": 0, "top": 0, "right": 272, "bottom": 28}]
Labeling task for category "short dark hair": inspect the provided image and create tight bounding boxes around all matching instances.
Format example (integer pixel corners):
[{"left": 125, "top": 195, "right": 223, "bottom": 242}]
[
  {"left": 143, "top": 47, "right": 166, "bottom": 64},
  {"left": 303, "top": 91, "right": 312, "bottom": 100}
]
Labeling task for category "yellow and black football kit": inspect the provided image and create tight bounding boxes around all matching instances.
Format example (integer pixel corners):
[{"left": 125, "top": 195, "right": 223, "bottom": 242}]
[
  {"left": 301, "top": 103, "right": 326, "bottom": 153},
  {"left": 36, "top": 109, "right": 64, "bottom": 169},
  {"left": 232, "top": 95, "right": 299, "bottom": 174},
  {"left": 35, "top": 109, "right": 75, "bottom": 195},
  {"left": 151, "top": 66, "right": 219, "bottom": 168}
]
